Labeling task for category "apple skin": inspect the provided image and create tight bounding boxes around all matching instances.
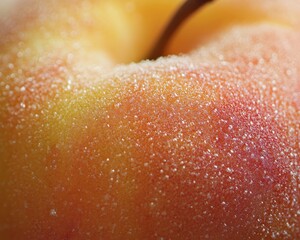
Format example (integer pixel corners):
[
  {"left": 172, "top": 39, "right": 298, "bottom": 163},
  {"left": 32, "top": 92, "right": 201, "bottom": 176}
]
[{"left": 0, "top": 0, "right": 299, "bottom": 239}]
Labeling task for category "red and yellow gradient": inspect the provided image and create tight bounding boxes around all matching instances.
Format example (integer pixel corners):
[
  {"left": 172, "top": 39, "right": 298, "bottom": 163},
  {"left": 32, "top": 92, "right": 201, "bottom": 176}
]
[{"left": 0, "top": 0, "right": 299, "bottom": 239}]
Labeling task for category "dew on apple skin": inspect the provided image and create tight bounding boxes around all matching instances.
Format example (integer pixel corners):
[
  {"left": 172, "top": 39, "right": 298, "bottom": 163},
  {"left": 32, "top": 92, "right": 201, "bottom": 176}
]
[{"left": 0, "top": 9, "right": 300, "bottom": 240}]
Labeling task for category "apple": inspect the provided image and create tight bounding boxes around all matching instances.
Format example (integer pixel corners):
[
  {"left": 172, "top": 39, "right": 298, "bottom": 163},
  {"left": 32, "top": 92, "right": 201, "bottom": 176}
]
[{"left": 0, "top": 0, "right": 299, "bottom": 239}]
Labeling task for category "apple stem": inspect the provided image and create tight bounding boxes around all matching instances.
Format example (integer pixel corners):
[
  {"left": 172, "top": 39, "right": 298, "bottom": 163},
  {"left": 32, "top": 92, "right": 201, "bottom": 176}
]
[{"left": 147, "top": 0, "right": 215, "bottom": 60}]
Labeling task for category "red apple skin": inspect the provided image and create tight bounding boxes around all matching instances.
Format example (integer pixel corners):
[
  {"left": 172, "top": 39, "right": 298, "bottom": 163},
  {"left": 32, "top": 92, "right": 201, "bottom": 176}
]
[{"left": 0, "top": 0, "right": 300, "bottom": 240}]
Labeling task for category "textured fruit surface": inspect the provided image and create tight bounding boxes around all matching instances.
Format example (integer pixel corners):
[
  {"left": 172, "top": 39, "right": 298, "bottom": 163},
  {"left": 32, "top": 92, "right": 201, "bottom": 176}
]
[{"left": 0, "top": 0, "right": 299, "bottom": 239}]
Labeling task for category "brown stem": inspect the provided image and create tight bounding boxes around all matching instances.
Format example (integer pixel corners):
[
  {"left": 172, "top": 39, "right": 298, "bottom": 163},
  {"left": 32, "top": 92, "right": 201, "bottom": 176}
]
[{"left": 147, "top": 0, "right": 215, "bottom": 60}]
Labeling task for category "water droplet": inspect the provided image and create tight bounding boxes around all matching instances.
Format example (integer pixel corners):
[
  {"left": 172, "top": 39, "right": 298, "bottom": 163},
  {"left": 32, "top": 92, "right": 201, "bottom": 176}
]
[
  {"left": 20, "top": 102, "right": 26, "bottom": 108},
  {"left": 144, "top": 162, "right": 149, "bottom": 167},
  {"left": 49, "top": 208, "right": 57, "bottom": 217}
]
